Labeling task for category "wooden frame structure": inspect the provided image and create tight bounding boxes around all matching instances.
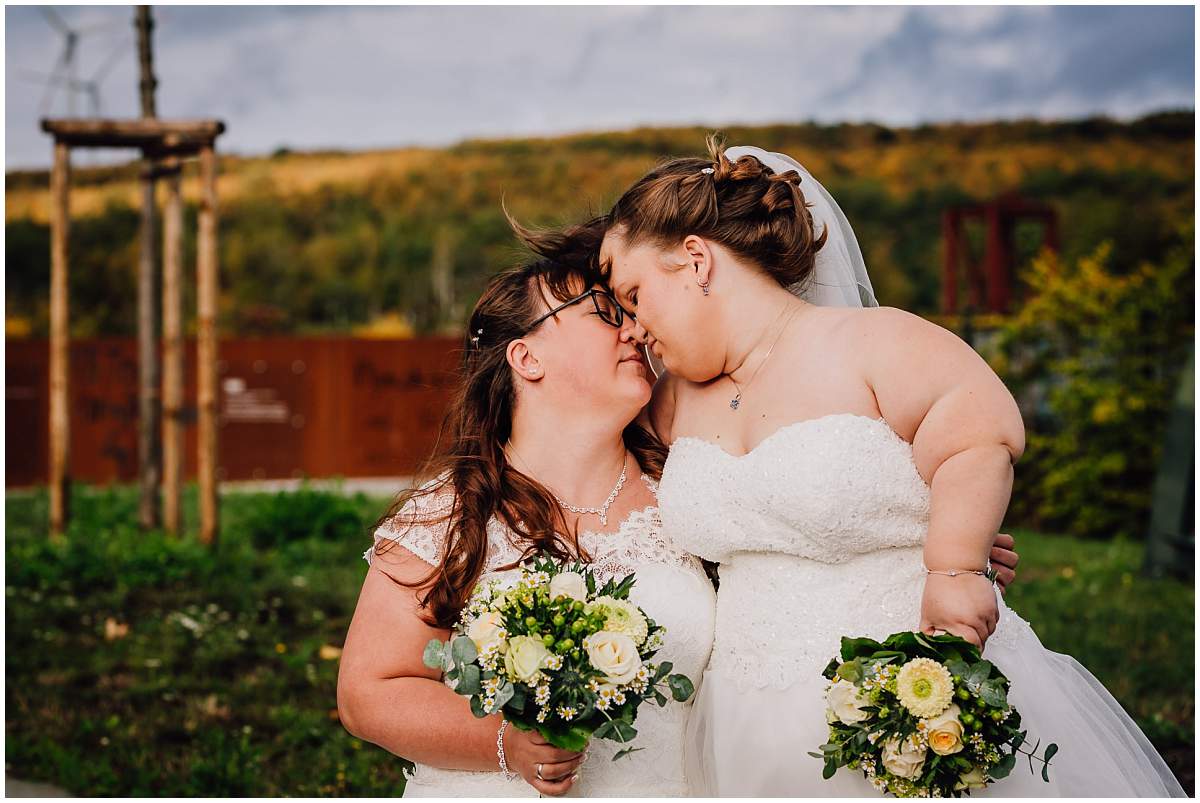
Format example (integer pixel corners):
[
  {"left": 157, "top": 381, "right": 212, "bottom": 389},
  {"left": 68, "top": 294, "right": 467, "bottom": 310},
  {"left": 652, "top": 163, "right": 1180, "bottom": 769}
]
[
  {"left": 41, "top": 118, "right": 225, "bottom": 543},
  {"left": 941, "top": 195, "right": 1059, "bottom": 316}
]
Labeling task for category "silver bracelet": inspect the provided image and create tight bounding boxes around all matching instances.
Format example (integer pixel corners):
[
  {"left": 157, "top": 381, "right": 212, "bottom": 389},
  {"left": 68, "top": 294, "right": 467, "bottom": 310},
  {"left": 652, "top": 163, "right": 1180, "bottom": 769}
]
[
  {"left": 924, "top": 560, "right": 999, "bottom": 584},
  {"left": 496, "top": 719, "right": 517, "bottom": 781}
]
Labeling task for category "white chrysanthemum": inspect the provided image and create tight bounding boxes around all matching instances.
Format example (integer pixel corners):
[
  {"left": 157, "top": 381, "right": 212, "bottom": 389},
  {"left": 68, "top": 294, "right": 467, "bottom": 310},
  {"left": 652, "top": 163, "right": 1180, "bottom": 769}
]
[
  {"left": 895, "top": 657, "right": 955, "bottom": 718},
  {"left": 585, "top": 596, "right": 649, "bottom": 645}
]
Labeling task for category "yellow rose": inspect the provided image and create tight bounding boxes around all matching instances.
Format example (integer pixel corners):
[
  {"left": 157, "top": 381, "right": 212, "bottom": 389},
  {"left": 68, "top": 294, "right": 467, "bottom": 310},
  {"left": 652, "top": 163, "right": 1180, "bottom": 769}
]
[
  {"left": 549, "top": 571, "right": 588, "bottom": 602},
  {"left": 923, "top": 704, "right": 965, "bottom": 756},
  {"left": 584, "top": 631, "right": 642, "bottom": 685},
  {"left": 467, "top": 611, "right": 506, "bottom": 652},
  {"left": 880, "top": 736, "right": 926, "bottom": 780},
  {"left": 504, "top": 635, "right": 552, "bottom": 683},
  {"left": 954, "top": 766, "right": 988, "bottom": 791},
  {"left": 826, "top": 680, "right": 871, "bottom": 725}
]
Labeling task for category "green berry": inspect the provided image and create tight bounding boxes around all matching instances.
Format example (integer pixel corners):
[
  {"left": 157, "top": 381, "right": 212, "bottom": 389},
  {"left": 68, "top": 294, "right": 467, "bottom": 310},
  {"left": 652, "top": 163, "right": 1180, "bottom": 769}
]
[
  {"left": 570, "top": 620, "right": 585, "bottom": 634},
  {"left": 541, "top": 634, "right": 555, "bottom": 647},
  {"left": 956, "top": 687, "right": 971, "bottom": 701},
  {"left": 990, "top": 710, "right": 1005, "bottom": 722},
  {"left": 552, "top": 614, "right": 566, "bottom": 627},
  {"left": 571, "top": 601, "right": 584, "bottom": 613},
  {"left": 556, "top": 638, "right": 574, "bottom": 652},
  {"left": 960, "top": 712, "right": 976, "bottom": 726},
  {"left": 970, "top": 719, "right": 984, "bottom": 731},
  {"left": 525, "top": 616, "right": 538, "bottom": 629}
]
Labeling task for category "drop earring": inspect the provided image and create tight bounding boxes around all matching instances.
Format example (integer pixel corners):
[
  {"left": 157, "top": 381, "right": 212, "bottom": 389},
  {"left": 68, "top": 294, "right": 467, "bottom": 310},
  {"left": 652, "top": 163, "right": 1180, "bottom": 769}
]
[{"left": 698, "top": 280, "right": 710, "bottom": 296}]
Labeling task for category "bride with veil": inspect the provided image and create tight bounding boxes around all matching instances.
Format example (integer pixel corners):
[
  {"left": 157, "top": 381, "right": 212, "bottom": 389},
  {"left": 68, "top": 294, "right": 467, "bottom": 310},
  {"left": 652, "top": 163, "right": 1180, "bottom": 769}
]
[{"left": 595, "top": 140, "right": 1185, "bottom": 796}]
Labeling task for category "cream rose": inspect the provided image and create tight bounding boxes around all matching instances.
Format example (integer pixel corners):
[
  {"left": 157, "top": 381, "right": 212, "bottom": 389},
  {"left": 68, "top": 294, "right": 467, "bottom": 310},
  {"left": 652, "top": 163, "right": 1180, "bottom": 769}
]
[
  {"left": 467, "top": 611, "right": 506, "bottom": 652},
  {"left": 826, "top": 680, "right": 871, "bottom": 725},
  {"left": 923, "top": 704, "right": 965, "bottom": 756},
  {"left": 881, "top": 736, "right": 926, "bottom": 780},
  {"left": 954, "top": 766, "right": 988, "bottom": 791},
  {"left": 549, "top": 571, "right": 588, "bottom": 602},
  {"left": 584, "top": 631, "right": 642, "bottom": 685},
  {"left": 504, "top": 635, "right": 552, "bottom": 683}
]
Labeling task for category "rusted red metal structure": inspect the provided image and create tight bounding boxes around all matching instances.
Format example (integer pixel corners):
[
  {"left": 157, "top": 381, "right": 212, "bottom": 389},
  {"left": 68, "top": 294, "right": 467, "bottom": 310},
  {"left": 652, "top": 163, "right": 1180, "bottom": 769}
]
[
  {"left": 942, "top": 195, "right": 1059, "bottom": 315},
  {"left": 7, "top": 336, "right": 461, "bottom": 489}
]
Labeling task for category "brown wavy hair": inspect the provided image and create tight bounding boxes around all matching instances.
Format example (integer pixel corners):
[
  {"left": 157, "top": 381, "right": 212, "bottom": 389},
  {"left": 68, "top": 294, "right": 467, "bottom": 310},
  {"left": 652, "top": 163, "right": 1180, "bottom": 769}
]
[
  {"left": 603, "top": 133, "right": 828, "bottom": 289},
  {"left": 373, "top": 241, "right": 668, "bottom": 628}
]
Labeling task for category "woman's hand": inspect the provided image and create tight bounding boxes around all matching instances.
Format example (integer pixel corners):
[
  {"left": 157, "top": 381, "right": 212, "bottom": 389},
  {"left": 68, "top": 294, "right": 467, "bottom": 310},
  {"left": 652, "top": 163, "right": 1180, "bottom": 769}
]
[
  {"left": 990, "top": 532, "right": 1019, "bottom": 593},
  {"left": 919, "top": 573, "right": 999, "bottom": 650},
  {"left": 503, "top": 724, "right": 587, "bottom": 796}
]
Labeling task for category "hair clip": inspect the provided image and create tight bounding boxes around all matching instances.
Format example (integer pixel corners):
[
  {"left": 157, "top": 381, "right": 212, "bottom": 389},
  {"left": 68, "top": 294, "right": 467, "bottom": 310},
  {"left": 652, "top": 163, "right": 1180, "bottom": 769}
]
[
  {"left": 470, "top": 327, "right": 483, "bottom": 347},
  {"left": 700, "top": 166, "right": 715, "bottom": 175}
]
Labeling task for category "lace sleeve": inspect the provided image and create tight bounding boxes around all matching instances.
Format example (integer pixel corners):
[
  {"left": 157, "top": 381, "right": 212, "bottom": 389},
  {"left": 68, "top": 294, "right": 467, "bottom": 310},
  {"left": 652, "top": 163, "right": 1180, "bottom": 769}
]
[{"left": 363, "top": 485, "right": 456, "bottom": 568}]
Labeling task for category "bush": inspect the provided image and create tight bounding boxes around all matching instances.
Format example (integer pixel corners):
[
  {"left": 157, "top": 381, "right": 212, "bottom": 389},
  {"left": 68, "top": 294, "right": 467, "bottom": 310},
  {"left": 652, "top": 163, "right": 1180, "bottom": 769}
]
[
  {"left": 989, "top": 223, "right": 1194, "bottom": 538},
  {"left": 241, "top": 484, "right": 373, "bottom": 549}
]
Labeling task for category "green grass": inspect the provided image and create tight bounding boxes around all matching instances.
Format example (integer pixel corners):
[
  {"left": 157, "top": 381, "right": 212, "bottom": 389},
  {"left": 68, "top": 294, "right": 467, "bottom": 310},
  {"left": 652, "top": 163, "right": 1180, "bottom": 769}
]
[
  {"left": 4, "top": 487, "right": 1193, "bottom": 795},
  {"left": 1002, "top": 529, "right": 1194, "bottom": 792}
]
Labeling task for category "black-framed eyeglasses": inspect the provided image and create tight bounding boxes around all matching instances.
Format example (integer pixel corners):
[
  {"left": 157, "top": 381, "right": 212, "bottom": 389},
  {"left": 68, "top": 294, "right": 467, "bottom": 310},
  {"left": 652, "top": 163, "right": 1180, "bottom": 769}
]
[{"left": 525, "top": 288, "right": 633, "bottom": 333}]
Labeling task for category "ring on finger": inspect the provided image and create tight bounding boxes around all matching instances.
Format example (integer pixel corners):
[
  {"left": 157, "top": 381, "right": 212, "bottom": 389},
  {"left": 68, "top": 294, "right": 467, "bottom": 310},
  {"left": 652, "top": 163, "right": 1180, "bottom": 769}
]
[{"left": 536, "top": 763, "right": 545, "bottom": 781}]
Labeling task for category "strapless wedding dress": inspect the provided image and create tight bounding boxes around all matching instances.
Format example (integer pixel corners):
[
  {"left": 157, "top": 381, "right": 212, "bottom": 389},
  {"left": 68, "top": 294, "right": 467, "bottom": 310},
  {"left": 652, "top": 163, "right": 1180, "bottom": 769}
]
[
  {"left": 659, "top": 414, "right": 1184, "bottom": 797},
  {"left": 365, "top": 473, "right": 716, "bottom": 797}
]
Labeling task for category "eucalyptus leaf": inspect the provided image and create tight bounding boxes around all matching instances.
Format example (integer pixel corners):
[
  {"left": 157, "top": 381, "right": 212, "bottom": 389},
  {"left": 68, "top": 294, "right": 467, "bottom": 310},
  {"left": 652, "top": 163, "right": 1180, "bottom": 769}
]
[
  {"left": 451, "top": 636, "right": 479, "bottom": 666},
  {"left": 980, "top": 679, "right": 1008, "bottom": 708},
  {"left": 492, "top": 681, "right": 515, "bottom": 711},
  {"left": 508, "top": 684, "right": 526, "bottom": 713},
  {"left": 990, "top": 752, "right": 1016, "bottom": 779},
  {"left": 668, "top": 674, "right": 694, "bottom": 702},
  {"left": 457, "top": 664, "right": 482, "bottom": 695},
  {"left": 422, "top": 639, "right": 445, "bottom": 670},
  {"left": 836, "top": 661, "right": 864, "bottom": 683},
  {"left": 965, "top": 660, "right": 993, "bottom": 687},
  {"left": 612, "top": 746, "right": 645, "bottom": 761},
  {"left": 469, "top": 695, "right": 486, "bottom": 718},
  {"left": 823, "top": 760, "right": 837, "bottom": 780}
]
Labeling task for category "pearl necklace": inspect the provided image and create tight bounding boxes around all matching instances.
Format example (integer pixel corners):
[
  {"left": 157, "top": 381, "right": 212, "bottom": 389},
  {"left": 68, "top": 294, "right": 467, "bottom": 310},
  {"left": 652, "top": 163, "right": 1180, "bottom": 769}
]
[{"left": 509, "top": 448, "right": 628, "bottom": 527}]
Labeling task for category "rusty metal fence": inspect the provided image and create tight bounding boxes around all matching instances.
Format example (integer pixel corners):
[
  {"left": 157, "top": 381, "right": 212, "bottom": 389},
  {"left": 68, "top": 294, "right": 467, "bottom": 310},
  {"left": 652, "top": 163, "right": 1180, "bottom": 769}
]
[{"left": 6, "top": 336, "right": 462, "bottom": 487}]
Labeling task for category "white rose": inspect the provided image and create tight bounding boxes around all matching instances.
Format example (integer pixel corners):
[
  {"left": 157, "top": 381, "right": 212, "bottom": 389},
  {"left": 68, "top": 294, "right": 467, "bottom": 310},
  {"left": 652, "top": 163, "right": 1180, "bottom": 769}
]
[
  {"left": 504, "top": 635, "right": 552, "bottom": 683},
  {"left": 881, "top": 736, "right": 926, "bottom": 780},
  {"left": 825, "top": 680, "right": 871, "bottom": 725},
  {"left": 954, "top": 766, "right": 988, "bottom": 791},
  {"left": 549, "top": 571, "right": 588, "bottom": 603},
  {"left": 923, "top": 704, "right": 965, "bottom": 756},
  {"left": 466, "top": 611, "right": 506, "bottom": 652},
  {"left": 584, "top": 631, "right": 642, "bottom": 685}
]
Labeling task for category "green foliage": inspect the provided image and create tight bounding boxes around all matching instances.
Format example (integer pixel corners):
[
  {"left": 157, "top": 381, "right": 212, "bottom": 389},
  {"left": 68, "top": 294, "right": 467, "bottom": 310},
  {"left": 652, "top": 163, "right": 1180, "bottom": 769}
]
[
  {"left": 989, "top": 223, "right": 1194, "bottom": 539},
  {"left": 240, "top": 484, "right": 373, "bottom": 548},
  {"left": 5, "top": 484, "right": 411, "bottom": 796},
  {"left": 4, "top": 113, "right": 1193, "bottom": 336}
]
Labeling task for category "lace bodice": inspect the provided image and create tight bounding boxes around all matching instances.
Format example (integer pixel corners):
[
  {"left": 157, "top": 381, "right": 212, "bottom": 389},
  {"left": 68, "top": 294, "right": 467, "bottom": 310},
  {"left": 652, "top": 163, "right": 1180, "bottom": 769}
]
[
  {"left": 365, "top": 473, "right": 716, "bottom": 797},
  {"left": 659, "top": 413, "right": 1028, "bottom": 692}
]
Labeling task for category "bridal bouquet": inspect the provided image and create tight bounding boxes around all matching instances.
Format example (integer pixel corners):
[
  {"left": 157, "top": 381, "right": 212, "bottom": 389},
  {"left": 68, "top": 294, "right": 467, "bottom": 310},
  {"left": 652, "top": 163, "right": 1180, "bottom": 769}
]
[
  {"left": 423, "top": 553, "right": 695, "bottom": 759},
  {"left": 810, "top": 632, "right": 1058, "bottom": 797}
]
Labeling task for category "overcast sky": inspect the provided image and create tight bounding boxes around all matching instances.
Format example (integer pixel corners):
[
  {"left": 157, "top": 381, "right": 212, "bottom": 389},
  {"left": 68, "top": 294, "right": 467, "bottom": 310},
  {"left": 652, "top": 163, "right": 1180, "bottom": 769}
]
[{"left": 5, "top": 4, "right": 1194, "bottom": 170}]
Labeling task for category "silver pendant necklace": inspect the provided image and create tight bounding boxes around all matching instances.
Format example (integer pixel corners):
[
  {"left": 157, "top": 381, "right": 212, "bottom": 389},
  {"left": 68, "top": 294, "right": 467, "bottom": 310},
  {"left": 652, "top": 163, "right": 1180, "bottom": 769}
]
[
  {"left": 729, "top": 303, "right": 800, "bottom": 411},
  {"left": 508, "top": 448, "right": 628, "bottom": 526}
]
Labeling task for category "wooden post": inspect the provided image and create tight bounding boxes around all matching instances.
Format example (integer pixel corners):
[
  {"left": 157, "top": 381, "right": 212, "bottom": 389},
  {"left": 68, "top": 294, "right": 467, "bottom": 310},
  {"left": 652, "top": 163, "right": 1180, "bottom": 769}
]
[
  {"left": 137, "top": 166, "right": 162, "bottom": 529},
  {"left": 136, "top": 3, "right": 162, "bottom": 530},
  {"left": 197, "top": 144, "right": 220, "bottom": 545},
  {"left": 49, "top": 140, "right": 71, "bottom": 538},
  {"left": 161, "top": 163, "right": 183, "bottom": 535}
]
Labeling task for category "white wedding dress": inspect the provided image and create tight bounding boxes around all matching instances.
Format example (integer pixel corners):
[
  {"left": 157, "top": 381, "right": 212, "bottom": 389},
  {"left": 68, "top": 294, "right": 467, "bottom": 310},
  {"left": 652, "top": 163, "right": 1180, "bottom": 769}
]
[
  {"left": 660, "top": 413, "right": 1185, "bottom": 797},
  {"left": 364, "top": 472, "right": 716, "bottom": 797}
]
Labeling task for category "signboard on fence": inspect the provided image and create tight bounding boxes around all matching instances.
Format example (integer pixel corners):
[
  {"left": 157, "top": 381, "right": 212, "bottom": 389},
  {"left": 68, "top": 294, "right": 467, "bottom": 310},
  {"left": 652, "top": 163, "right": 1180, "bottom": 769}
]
[{"left": 5, "top": 336, "right": 462, "bottom": 487}]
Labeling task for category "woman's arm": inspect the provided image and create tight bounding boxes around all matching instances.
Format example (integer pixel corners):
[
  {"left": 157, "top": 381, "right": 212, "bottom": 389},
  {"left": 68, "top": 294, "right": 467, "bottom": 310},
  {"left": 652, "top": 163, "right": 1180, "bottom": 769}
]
[
  {"left": 337, "top": 547, "right": 584, "bottom": 792},
  {"left": 858, "top": 308, "right": 1025, "bottom": 647}
]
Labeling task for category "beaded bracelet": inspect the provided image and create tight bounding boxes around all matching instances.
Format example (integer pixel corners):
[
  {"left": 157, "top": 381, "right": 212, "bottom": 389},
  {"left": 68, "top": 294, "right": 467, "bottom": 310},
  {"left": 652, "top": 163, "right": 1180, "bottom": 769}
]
[
  {"left": 924, "top": 559, "right": 999, "bottom": 584},
  {"left": 496, "top": 719, "right": 517, "bottom": 781}
]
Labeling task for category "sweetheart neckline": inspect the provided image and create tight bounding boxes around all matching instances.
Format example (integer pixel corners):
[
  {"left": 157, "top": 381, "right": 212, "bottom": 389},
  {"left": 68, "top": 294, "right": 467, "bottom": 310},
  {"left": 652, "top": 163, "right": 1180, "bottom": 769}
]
[{"left": 669, "top": 412, "right": 896, "bottom": 460}]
